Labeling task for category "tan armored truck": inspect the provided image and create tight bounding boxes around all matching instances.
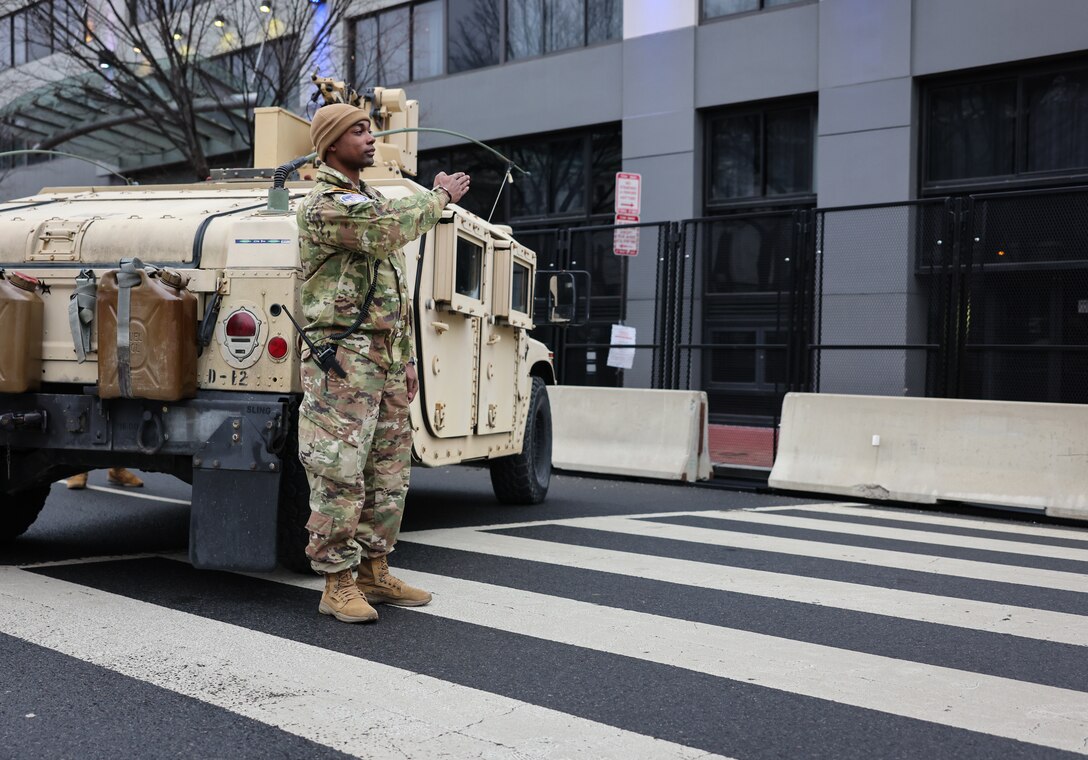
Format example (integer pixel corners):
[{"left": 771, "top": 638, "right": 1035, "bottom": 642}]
[{"left": 0, "top": 84, "right": 584, "bottom": 572}]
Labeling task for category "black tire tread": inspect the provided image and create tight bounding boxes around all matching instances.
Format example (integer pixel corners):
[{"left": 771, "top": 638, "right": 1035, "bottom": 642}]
[
  {"left": 0, "top": 484, "right": 50, "bottom": 543},
  {"left": 276, "top": 403, "right": 314, "bottom": 573},
  {"left": 489, "top": 377, "right": 551, "bottom": 505}
]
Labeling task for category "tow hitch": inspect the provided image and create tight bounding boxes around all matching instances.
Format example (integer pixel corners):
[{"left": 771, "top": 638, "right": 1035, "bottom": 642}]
[{"left": 0, "top": 410, "right": 47, "bottom": 432}]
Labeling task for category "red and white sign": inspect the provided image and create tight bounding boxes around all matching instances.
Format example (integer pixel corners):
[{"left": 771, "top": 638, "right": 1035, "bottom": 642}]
[
  {"left": 613, "top": 213, "right": 640, "bottom": 257},
  {"left": 615, "top": 172, "right": 642, "bottom": 216}
]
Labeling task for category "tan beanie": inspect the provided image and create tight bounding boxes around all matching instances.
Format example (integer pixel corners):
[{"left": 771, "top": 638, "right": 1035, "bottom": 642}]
[{"left": 310, "top": 103, "right": 367, "bottom": 161}]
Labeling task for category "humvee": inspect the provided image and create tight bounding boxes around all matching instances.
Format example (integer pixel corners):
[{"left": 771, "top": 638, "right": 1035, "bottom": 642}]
[{"left": 0, "top": 82, "right": 584, "bottom": 572}]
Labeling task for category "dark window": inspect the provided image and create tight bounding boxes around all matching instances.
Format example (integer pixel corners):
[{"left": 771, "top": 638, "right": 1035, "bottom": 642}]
[
  {"left": 212, "top": 37, "right": 298, "bottom": 108},
  {"left": 925, "top": 80, "right": 1016, "bottom": 183},
  {"left": 352, "top": 0, "right": 621, "bottom": 80},
  {"left": 418, "top": 123, "right": 620, "bottom": 225},
  {"left": 0, "top": 16, "right": 11, "bottom": 69},
  {"left": 923, "top": 61, "right": 1088, "bottom": 191},
  {"left": 1025, "top": 69, "right": 1088, "bottom": 173},
  {"left": 455, "top": 236, "right": 483, "bottom": 299},
  {"left": 703, "top": 0, "right": 804, "bottom": 21},
  {"left": 351, "top": 0, "right": 444, "bottom": 86},
  {"left": 706, "top": 100, "right": 815, "bottom": 207},
  {"left": 448, "top": 0, "right": 499, "bottom": 73},
  {"left": 511, "top": 261, "right": 530, "bottom": 313}
]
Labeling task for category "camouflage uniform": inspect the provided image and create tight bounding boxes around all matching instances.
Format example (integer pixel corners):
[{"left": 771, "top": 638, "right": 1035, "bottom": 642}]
[{"left": 296, "top": 164, "right": 447, "bottom": 574}]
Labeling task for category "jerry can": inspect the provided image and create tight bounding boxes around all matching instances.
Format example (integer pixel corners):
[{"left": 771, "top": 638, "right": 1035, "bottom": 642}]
[
  {"left": 97, "top": 264, "right": 198, "bottom": 400},
  {"left": 0, "top": 271, "right": 44, "bottom": 393}
]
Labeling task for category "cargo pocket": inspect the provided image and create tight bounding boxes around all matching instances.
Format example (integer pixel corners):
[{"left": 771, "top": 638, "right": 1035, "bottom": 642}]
[
  {"left": 297, "top": 411, "right": 362, "bottom": 486},
  {"left": 304, "top": 511, "right": 334, "bottom": 539}
]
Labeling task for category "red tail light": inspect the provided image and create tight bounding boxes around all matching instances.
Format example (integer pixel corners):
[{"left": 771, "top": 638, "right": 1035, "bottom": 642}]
[
  {"left": 226, "top": 310, "right": 258, "bottom": 337},
  {"left": 267, "top": 336, "right": 289, "bottom": 360}
]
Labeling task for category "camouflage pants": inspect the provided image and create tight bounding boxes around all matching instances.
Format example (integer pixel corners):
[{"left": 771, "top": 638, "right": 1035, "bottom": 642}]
[{"left": 297, "top": 335, "right": 412, "bottom": 574}]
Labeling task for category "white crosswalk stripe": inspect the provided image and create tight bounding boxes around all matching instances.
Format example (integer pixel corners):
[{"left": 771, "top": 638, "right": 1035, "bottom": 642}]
[
  {"left": 0, "top": 565, "right": 727, "bottom": 760},
  {"left": 460, "top": 514, "right": 1086, "bottom": 592},
  {"left": 399, "top": 522, "right": 1088, "bottom": 646},
  {"left": 264, "top": 567, "right": 1088, "bottom": 753},
  {"left": 689, "top": 509, "right": 1088, "bottom": 561},
  {"left": 4, "top": 502, "right": 1087, "bottom": 758}
]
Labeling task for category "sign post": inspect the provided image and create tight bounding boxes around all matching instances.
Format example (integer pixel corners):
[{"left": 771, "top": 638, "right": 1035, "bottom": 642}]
[{"left": 613, "top": 172, "right": 642, "bottom": 257}]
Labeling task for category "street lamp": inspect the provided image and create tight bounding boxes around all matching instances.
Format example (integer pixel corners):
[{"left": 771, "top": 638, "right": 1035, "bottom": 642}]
[
  {"left": 213, "top": 14, "right": 226, "bottom": 27},
  {"left": 258, "top": 2, "right": 272, "bottom": 12}
]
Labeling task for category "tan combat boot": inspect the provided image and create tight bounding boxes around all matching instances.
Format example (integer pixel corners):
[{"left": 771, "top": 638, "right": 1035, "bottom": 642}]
[
  {"left": 107, "top": 468, "right": 144, "bottom": 487},
  {"left": 66, "top": 472, "right": 88, "bottom": 489},
  {"left": 356, "top": 555, "right": 432, "bottom": 607},
  {"left": 319, "top": 569, "right": 379, "bottom": 623}
]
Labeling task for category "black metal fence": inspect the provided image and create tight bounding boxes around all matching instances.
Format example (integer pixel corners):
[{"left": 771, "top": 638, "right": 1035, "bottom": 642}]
[{"left": 515, "top": 185, "right": 1088, "bottom": 471}]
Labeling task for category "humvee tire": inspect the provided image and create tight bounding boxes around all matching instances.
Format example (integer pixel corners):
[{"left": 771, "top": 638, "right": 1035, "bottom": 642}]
[
  {"left": 489, "top": 377, "right": 552, "bottom": 504},
  {"left": 0, "top": 480, "right": 50, "bottom": 542}
]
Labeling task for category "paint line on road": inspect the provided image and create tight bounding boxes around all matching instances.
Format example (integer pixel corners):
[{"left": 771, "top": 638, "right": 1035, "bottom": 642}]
[
  {"left": 793, "top": 503, "right": 1088, "bottom": 543},
  {"left": 678, "top": 510, "right": 1088, "bottom": 562},
  {"left": 525, "top": 516, "right": 1088, "bottom": 593},
  {"left": 262, "top": 566, "right": 1088, "bottom": 754},
  {"left": 0, "top": 566, "right": 725, "bottom": 760},
  {"left": 398, "top": 527, "right": 1088, "bottom": 646},
  {"left": 56, "top": 483, "right": 192, "bottom": 506}
]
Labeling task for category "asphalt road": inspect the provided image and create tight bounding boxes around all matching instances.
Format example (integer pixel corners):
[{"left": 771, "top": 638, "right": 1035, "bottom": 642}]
[{"left": 1, "top": 467, "right": 1087, "bottom": 759}]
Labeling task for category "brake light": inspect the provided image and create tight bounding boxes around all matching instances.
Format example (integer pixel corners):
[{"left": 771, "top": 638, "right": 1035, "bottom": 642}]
[
  {"left": 267, "top": 336, "right": 289, "bottom": 360},
  {"left": 222, "top": 307, "right": 262, "bottom": 361},
  {"left": 226, "top": 310, "right": 258, "bottom": 337}
]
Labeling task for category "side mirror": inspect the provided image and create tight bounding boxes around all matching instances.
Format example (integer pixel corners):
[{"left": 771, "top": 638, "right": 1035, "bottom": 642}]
[{"left": 534, "top": 270, "right": 590, "bottom": 327}]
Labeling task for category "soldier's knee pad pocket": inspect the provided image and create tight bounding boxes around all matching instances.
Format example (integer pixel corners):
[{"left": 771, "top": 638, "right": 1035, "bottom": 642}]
[{"left": 297, "top": 410, "right": 362, "bottom": 486}]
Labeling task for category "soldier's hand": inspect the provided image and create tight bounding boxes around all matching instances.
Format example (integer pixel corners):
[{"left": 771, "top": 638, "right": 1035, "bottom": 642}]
[
  {"left": 406, "top": 362, "right": 419, "bottom": 403},
  {"left": 434, "top": 171, "right": 470, "bottom": 204}
]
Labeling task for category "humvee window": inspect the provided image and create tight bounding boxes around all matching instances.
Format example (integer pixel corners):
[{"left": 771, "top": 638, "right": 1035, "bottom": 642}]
[
  {"left": 512, "top": 261, "right": 530, "bottom": 314},
  {"left": 455, "top": 235, "right": 483, "bottom": 300}
]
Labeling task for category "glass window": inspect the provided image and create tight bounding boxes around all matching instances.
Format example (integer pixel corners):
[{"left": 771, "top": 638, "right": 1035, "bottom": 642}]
[
  {"left": 0, "top": 17, "right": 11, "bottom": 69},
  {"left": 412, "top": 0, "right": 443, "bottom": 80},
  {"left": 381, "top": 5, "right": 411, "bottom": 84},
  {"left": 765, "top": 107, "right": 813, "bottom": 195},
  {"left": 448, "top": 0, "right": 500, "bottom": 74},
  {"left": 353, "top": 15, "right": 379, "bottom": 87},
  {"left": 587, "top": 0, "right": 622, "bottom": 44},
  {"left": 27, "top": 2, "right": 51, "bottom": 60},
  {"left": 455, "top": 236, "right": 483, "bottom": 299},
  {"left": 707, "top": 101, "right": 814, "bottom": 204},
  {"left": 926, "top": 80, "right": 1016, "bottom": 183},
  {"left": 421, "top": 123, "right": 620, "bottom": 225},
  {"left": 12, "top": 12, "right": 26, "bottom": 65},
  {"left": 545, "top": 0, "right": 583, "bottom": 53},
  {"left": 1025, "top": 70, "right": 1088, "bottom": 174},
  {"left": 704, "top": 0, "right": 803, "bottom": 19},
  {"left": 511, "top": 261, "right": 530, "bottom": 313},
  {"left": 507, "top": 0, "right": 542, "bottom": 60},
  {"left": 709, "top": 112, "right": 760, "bottom": 201}
]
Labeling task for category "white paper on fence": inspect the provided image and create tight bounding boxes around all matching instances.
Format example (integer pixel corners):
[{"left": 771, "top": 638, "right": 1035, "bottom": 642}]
[{"left": 606, "top": 324, "right": 637, "bottom": 369}]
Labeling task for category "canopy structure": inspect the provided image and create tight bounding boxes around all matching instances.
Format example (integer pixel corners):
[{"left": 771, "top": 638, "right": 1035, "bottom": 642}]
[{"left": 0, "top": 64, "right": 254, "bottom": 172}]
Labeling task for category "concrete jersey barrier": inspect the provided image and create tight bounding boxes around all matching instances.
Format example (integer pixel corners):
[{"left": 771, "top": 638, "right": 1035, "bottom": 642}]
[
  {"left": 548, "top": 386, "right": 712, "bottom": 482},
  {"left": 769, "top": 393, "right": 1088, "bottom": 521}
]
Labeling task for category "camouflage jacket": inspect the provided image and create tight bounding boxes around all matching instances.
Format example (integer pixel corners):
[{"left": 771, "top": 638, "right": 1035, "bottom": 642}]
[{"left": 297, "top": 164, "right": 447, "bottom": 364}]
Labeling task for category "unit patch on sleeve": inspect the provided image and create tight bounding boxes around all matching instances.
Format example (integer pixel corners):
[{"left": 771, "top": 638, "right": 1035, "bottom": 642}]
[{"left": 338, "top": 193, "right": 373, "bottom": 206}]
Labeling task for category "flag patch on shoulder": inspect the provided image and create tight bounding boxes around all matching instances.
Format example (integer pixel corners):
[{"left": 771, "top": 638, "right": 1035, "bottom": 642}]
[{"left": 338, "top": 193, "right": 372, "bottom": 206}]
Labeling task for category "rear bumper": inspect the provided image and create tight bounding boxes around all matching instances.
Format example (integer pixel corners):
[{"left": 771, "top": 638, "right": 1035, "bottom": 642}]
[{"left": 0, "top": 390, "right": 292, "bottom": 491}]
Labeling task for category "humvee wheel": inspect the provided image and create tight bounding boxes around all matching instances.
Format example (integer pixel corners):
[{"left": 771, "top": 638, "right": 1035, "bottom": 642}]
[
  {"left": 489, "top": 377, "right": 552, "bottom": 505},
  {"left": 276, "top": 406, "right": 314, "bottom": 574},
  {"left": 0, "top": 483, "right": 50, "bottom": 542}
]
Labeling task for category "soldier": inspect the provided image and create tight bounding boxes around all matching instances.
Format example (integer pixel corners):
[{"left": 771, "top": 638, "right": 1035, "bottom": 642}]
[{"left": 297, "top": 103, "right": 470, "bottom": 623}]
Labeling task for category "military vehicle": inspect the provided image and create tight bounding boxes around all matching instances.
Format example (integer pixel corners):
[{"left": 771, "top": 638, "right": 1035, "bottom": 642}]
[{"left": 0, "top": 80, "right": 584, "bottom": 572}]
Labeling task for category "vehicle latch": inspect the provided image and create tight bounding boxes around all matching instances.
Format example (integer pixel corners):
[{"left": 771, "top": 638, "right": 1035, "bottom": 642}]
[{"left": 0, "top": 410, "right": 48, "bottom": 432}]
